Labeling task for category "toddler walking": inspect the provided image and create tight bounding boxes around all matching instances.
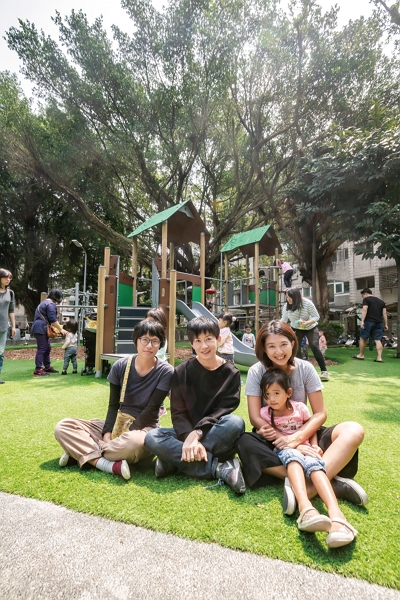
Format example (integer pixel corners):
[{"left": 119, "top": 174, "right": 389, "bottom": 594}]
[
  {"left": 217, "top": 312, "right": 234, "bottom": 363},
  {"left": 242, "top": 324, "right": 256, "bottom": 349},
  {"left": 260, "top": 368, "right": 357, "bottom": 548},
  {"left": 61, "top": 320, "right": 78, "bottom": 375}
]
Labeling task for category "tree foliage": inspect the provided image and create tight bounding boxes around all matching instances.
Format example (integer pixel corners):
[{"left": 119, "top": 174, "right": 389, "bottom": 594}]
[{"left": 1, "top": 0, "right": 399, "bottom": 318}]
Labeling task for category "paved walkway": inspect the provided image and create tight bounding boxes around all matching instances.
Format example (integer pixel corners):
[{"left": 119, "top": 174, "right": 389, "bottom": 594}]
[{"left": 1, "top": 492, "right": 399, "bottom": 600}]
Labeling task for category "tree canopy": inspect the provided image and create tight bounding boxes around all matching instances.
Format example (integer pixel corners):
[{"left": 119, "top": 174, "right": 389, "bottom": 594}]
[{"left": 1, "top": 0, "right": 399, "bottom": 318}]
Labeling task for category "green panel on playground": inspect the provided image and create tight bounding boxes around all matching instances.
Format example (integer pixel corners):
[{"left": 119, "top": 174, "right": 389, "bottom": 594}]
[{"left": 249, "top": 288, "right": 277, "bottom": 306}]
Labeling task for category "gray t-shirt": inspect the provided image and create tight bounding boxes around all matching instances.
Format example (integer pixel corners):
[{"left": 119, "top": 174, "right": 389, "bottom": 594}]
[
  {"left": 245, "top": 357, "right": 323, "bottom": 407},
  {"left": 0, "top": 289, "right": 14, "bottom": 332},
  {"left": 107, "top": 355, "right": 173, "bottom": 417}
]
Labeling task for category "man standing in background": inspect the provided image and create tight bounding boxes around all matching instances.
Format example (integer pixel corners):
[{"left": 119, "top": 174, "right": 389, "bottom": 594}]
[{"left": 352, "top": 288, "right": 388, "bottom": 363}]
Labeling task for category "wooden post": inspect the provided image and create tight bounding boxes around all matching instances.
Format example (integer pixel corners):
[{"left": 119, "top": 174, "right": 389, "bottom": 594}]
[
  {"left": 275, "top": 247, "right": 280, "bottom": 319},
  {"left": 200, "top": 232, "right": 205, "bottom": 305},
  {"left": 245, "top": 254, "right": 249, "bottom": 305},
  {"left": 161, "top": 221, "right": 168, "bottom": 279},
  {"left": 168, "top": 269, "right": 177, "bottom": 367},
  {"left": 132, "top": 237, "right": 137, "bottom": 307},
  {"left": 169, "top": 242, "right": 175, "bottom": 271},
  {"left": 104, "top": 247, "right": 110, "bottom": 276},
  {"left": 95, "top": 265, "right": 106, "bottom": 377},
  {"left": 255, "top": 242, "right": 260, "bottom": 336},
  {"left": 224, "top": 253, "right": 229, "bottom": 312}
]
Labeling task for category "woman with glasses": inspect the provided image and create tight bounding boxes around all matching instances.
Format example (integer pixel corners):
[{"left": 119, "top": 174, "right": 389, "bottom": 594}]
[{"left": 54, "top": 319, "right": 174, "bottom": 480}]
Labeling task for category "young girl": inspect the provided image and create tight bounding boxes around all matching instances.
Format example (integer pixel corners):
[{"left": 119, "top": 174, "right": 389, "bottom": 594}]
[
  {"left": 319, "top": 330, "right": 327, "bottom": 357},
  {"left": 217, "top": 312, "right": 234, "bottom": 363},
  {"left": 260, "top": 368, "right": 357, "bottom": 548},
  {"left": 61, "top": 320, "right": 78, "bottom": 375},
  {"left": 147, "top": 307, "right": 168, "bottom": 417}
]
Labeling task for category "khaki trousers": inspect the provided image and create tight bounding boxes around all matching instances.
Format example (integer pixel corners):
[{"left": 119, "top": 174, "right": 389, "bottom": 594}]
[{"left": 54, "top": 418, "right": 153, "bottom": 467}]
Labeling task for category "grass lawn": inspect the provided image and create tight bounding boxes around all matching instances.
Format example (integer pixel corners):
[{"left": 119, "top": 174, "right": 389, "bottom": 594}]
[{"left": 0, "top": 346, "right": 399, "bottom": 588}]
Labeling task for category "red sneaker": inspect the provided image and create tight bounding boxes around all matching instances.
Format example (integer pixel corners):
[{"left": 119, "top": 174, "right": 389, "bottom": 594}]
[
  {"left": 33, "top": 369, "right": 50, "bottom": 377},
  {"left": 44, "top": 366, "right": 59, "bottom": 373},
  {"left": 112, "top": 460, "right": 131, "bottom": 480}
]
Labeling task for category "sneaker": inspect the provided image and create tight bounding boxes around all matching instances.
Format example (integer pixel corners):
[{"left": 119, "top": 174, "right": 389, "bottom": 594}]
[
  {"left": 59, "top": 452, "right": 77, "bottom": 467},
  {"left": 0, "top": 379, "right": 4, "bottom": 384},
  {"left": 283, "top": 477, "right": 297, "bottom": 515},
  {"left": 72, "top": 370, "right": 78, "bottom": 374},
  {"left": 154, "top": 457, "right": 178, "bottom": 478},
  {"left": 44, "top": 366, "right": 59, "bottom": 373},
  {"left": 61, "top": 371, "right": 67, "bottom": 375},
  {"left": 331, "top": 476, "right": 369, "bottom": 506},
  {"left": 215, "top": 458, "right": 246, "bottom": 494},
  {"left": 320, "top": 371, "right": 330, "bottom": 381},
  {"left": 33, "top": 369, "right": 50, "bottom": 377},
  {"left": 158, "top": 406, "right": 168, "bottom": 418},
  {"left": 111, "top": 460, "right": 131, "bottom": 480}
]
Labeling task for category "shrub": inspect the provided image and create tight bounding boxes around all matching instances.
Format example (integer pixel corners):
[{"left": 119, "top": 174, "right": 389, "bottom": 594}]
[{"left": 319, "top": 321, "right": 344, "bottom": 345}]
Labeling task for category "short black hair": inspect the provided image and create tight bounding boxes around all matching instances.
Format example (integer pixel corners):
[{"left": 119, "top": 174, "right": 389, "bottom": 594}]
[
  {"left": 48, "top": 288, "right": 63, "bottom": 303},
  {"left": 64, "top": 319, "right": 78, "bottom": 334},
  {"left": 245, "top": 324, "right": 252, "bottom": 329},
  {"left": 187, "top": 316, "right": 219, "bottom": 343},
  {"left": 361, "top": 288, "right": 372, "bottom": 295},
  {"left": 132, "top": 319, "right": 166, "bottom": 347}
]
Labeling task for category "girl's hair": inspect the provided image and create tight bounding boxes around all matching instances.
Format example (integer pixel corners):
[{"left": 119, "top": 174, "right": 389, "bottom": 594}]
[
  {"left": 218, "top": 312, "right": 233, "bottom": 326},
  {"left": 187, "top": 316, "right": 219, "bottom": 342},
  {"left": 0, "top": 269, "right": 12, "bottom": 287},
  {"left": 285, "top": 287, "right": 303, "bottom": 312},
  {"left": 48, "top": 288, "right": 64, "bottom": 303},
  {"left": 64, "top": 319, "right": 78, "bottom": 334},
  {"left": 260, "top": 368, "right": 292, "bottom": 428},
  {"left": 146, "top": 306, "right": 168, "bottom": 330},
  {"left": 255, "top": 320, "right": 298, "bottom": 368},
  {"left": 132, "top": 319, "right": 166, "bottom": 347}
]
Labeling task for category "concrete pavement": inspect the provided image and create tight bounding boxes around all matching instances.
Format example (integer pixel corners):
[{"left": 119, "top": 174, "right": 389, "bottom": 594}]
[{"left": 1, "top": 491, "right": 399, "bottom": 600}]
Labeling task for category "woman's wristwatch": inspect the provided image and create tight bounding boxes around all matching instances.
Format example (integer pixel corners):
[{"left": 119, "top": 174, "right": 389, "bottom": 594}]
[{"left": 194, "top": 429, "right": 203, "bottom": 439}]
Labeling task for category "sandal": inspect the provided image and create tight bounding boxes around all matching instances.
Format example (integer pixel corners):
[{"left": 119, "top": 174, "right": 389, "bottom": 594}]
[
  {"left": 326, "top": 518, "right": 358, "bottom": 548},
  {"left": 297, "top": 507, "right": 332, "bottom": 533},
  {"left": 351, "top": 355, "right": 364, "bottom": 360}
]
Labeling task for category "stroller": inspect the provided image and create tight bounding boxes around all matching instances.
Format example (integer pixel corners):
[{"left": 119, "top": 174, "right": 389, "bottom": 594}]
[{"left": 81, "top": 315, "right": 97, "bottom": 375}]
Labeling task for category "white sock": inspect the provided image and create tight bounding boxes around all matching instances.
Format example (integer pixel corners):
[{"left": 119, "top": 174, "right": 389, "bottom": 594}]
[{"left": 95, "top": 457, "right": 115, "bottom": 474}]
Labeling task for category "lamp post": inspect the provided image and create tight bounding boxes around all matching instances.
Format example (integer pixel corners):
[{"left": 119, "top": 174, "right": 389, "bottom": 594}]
[{"left": 71, "top": 239, "right": 87, "bottom": 295}]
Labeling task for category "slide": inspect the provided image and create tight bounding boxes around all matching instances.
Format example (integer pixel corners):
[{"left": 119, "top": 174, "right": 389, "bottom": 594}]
[{"left": 176, "top": 300, "right": 257, "bottom": 367}]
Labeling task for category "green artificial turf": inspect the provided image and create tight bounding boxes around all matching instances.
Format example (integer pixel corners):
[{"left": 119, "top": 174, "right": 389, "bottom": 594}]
[{"left": 0, "top": 348, "right": 399, "bottom": 588}]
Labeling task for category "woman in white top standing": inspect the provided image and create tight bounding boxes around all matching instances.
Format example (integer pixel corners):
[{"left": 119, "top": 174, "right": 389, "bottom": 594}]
[{"left": 281, "top": 288, "right": 329, "bottom": 381}]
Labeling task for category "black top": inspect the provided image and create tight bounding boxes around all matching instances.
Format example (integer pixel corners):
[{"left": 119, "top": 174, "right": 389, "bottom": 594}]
[
  {"left": 171, "top": 356, "right": 241, "bottom": 442},
  {"left": 363, "top": 295, "right": 386, "bottom": 323}
]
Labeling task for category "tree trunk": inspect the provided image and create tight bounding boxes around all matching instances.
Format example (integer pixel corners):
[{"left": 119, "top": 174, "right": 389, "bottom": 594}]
[
  {"left": 316, "top": 263, "right": 330, "bottom": 322},
  {"left": 396, "top": 259, "right": 400, "bottom": 359}
]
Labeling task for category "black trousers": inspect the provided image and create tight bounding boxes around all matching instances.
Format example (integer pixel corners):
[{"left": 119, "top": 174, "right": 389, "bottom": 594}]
[{"left": 295, "top": 326, "right": 326, "bottom": 372}]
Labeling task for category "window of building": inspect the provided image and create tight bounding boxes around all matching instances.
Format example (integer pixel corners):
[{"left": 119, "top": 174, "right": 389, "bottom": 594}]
[
  {"left": 302, "top": 287, "right": 312, "bottom": 298},
  {"left": 379, "top": 267, "right": 397, "bottom": 290},
  {"left": 328, "top": 283, "right": 334, "bottom": 303},
  {"left": 356, "top": 276, "right": 375, "bottom": 290},
  {"left": 336, "top": 248, "right": 349, "bottom": 261}
]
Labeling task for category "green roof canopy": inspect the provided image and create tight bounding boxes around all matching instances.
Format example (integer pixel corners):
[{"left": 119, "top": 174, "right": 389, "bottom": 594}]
[
  {"left": 220, "top": 225, "right": 282, "bottom": 257},
  {"left": 127, "top": 200, "right": 210, "bottom": 245}
]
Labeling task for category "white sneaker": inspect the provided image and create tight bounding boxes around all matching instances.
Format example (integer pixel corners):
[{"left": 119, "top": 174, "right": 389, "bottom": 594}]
[
  {"left": 320, "top": 371, "right": 330, "bottom": 381},
  {"left": 59, "top": 452, "right": 70, "bottom": 467}
]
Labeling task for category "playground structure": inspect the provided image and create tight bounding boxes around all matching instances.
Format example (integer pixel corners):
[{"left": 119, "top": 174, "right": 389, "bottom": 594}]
[{"left": 93, "top": 202, "right": 284, "bottom": 375}]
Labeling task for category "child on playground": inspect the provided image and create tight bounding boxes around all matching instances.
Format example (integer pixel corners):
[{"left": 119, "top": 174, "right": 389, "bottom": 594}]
[
  {"left": 61, "top": 319, "right": 78, "bottom": 375},
  {"left": 217, "top": 312, "right": 234, "bottom": 363},
  {"left": 319, "top": 330, "right": 327, "bottom": 357},
  {"left": 259, "top": 368, "right": 357, "bottom": 548},
  {"left": 242, "top": 324, "right": 255, "bottom": 349},
  {"left": 147, "top": 306, "right": 169, "bottom": 417}
]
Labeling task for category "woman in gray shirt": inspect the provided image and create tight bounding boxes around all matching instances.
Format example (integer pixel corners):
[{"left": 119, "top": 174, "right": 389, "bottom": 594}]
[
  {"left": 236, "top": 321, "right": 368, "bottom": 514},
  {"left": 0, "top": 268, "right": 16, "bottom": 384}
]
